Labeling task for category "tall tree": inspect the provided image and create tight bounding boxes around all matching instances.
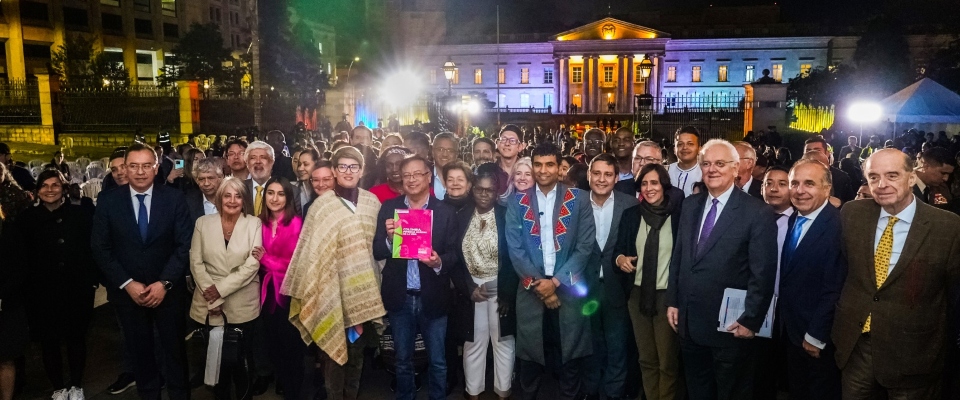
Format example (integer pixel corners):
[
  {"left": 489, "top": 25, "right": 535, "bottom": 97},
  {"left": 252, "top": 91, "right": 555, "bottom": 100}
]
[
  {"left": 853, "top": 15, "right": 913, "bottom": 97},
  {"left": 159, "top": 23, "right": 235, "bottom": 88},
  {"left": 926, "top": 37, "right": 960, "bottom": 93},
  {"left": 51, "top": 34, "right": 129, "bottom": 88}
]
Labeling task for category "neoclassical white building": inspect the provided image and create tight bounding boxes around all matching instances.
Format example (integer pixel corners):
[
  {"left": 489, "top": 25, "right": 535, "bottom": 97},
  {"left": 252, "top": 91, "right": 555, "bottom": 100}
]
[{"left": 412, "top": 17, "right": 951, "bottom": 115}]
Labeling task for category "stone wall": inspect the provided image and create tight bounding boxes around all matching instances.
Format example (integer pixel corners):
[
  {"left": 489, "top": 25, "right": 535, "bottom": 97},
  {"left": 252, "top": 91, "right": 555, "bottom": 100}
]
[{"left": 0, "top": 125, "right": 55, "bottom": 145}]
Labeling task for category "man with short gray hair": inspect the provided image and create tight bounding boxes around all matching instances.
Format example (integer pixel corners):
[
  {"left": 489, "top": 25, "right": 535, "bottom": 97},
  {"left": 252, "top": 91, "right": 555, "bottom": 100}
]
[
  {"left": 614, "top": 141, "right": 662, "bottom": 197},
  {"left": 243, "top": 141, "right": 301, "bottom": 216},
  {"left": 185, "top": 157, "right": 224, "bottom": 222}
]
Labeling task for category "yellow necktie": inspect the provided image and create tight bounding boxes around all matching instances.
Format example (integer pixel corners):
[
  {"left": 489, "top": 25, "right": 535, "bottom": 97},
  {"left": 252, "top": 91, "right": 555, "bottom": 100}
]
[
  {"left": 863, "top": 216, "right": 899, "bottom": 333},
  {"left": 254, "top": 185, "right": 263, "bottom": 216}
]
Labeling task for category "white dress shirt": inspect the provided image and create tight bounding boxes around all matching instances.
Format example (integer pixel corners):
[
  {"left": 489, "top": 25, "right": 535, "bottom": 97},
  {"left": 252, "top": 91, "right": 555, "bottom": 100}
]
[
  {"left": 122, "top": 185, "right": 155, "bottom": 289},
  {"left": 774, "top": 207, "right": 795, "bottom": 298},
  {"left": 698, "top": 184, "right": 735, "bottom": 239},
  {"left": 618, "top": 172, "right": 634, "bottom": 182},
  {"left": 537, "top": 184, "right": 558, "bottom": 276},
  {"left": 299, "top": 181, "right": 312, "bottom": 206},
  {"left": 591, "top": 193, "right": 614, "bottom": 279},
  {"left": 433, "top": 166, "right": 446, "bottom": 200},
  {"left": 202, "top": 196, "right": 218, "bottom": 215},
  {"left": 741, "top": 176, "right": 755, "bottom": 194},
  {"left": 668, "top": 163, "right": 703, "bottom": 197},
  {"left": 874, "top": 196, "right": 917, "bottom": 275}
]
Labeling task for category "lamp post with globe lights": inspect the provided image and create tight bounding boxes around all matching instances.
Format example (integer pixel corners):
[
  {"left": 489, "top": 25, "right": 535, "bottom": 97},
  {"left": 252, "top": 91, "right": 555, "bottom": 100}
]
[{"left": 634, "top": 55, "right": 655, "bottom": 137}]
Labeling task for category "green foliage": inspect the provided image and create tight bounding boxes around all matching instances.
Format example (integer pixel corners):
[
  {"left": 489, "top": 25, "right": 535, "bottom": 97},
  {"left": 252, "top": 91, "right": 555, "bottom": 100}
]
[
  {"left": 787, "top": 65, "right": 858, "bottom": 108},
  {"left": 926, "top": 37, "right": 960, "bottom": 94},
  {"left": 852, "top": 16, "right": 913, "bottom": 97},
  {"left": 259, "top": 4, "right": 329, "bottom": 105},
  {"left": 51, "top": 34, "right": 130, "bottom": 88},
  {"left": 159, "top": 23, "right": 240, "bottom": 91}
]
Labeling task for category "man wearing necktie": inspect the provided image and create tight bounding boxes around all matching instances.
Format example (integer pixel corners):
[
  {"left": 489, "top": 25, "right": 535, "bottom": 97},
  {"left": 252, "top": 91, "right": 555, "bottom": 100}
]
[
  {"left": 665, "top": 139, "right": 778, "bottom": 400},
  {"left": 832, "top": 149, "right": 960, "bottom": 400},
  {"left": 778, "top": 160, "right": 844, "bottom": 400},
  {"left": 912, "top": 147, "right": 955, "bottom": 206},
  {"left": 243, "top": 140, "right": 302, "bottom": 218},
  {"left": 91, "top": 143, "right": 193, "bottom": 400}
]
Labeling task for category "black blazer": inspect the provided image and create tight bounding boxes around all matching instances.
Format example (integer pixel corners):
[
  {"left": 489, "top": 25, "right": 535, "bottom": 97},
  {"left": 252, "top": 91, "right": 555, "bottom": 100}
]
[
  {"left": 373, "top": 195, "right": 461, "bottom": 319},
  {"left": 614, "top": 178, "right": 637, "bottom": 197},
  {"left": 0, "top": 219, "right": 26, "bottom": 308},
  {"left": 745, "top": 178, "right": 763, "bottom": 200},
  {"left": 778, "top": 203, "right": 846, "bottom": 348},
  {"left": 91, "top": 184, "right": 193, "bottom": 301},
  {"left": 830, "top": 167, "right": 855, "bottom": 203},
  {"left": 244, "top": 178, "right": 302, "bottom": 216},
  {"left": 17, "top": 203, "right": 99, "bottom": 289},
  {"left": 586, "top": 191, "right": 640, "bottom": 309},
  {"left": 614, "top": 187, "right": 684, "bottom": 301},
  {"left": 452, "top": 204, "right": 518, "bottom": 342},
  {"left": 666, "top": 187, "right": 778, "bottom": 347},
  {"left": 184, "top": 187, "right": 206, "bottom": 223}
]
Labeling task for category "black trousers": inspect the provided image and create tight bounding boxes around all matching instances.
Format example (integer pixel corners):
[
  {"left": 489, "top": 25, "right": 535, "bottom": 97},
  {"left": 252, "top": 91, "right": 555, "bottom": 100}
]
[
  {"left": 680, "top": 337, "right": 757, "bottom": 400},
  {"left": 518, "top": 307, "right": 583, "bottom": 400},
  {"left": 212, "top": 320, "right": 256, "bottom": 400},
  {"left": 582, "top": 286, "right": 630, "bottom": 398},
  {"left": 261, "top": 298, "right": 307, "bottom": 400},
  {"left": 36, "top": 287, "right": 95, "bottom": 390},
  {"left": 786, "top": 342, "right": 840, "bottom": 400},
  {"left": 115, "top": 290, "right": 189, "bottom": 400}
]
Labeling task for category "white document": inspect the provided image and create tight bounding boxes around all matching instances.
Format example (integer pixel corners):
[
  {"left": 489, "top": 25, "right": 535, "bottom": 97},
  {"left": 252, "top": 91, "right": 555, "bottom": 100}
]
[
  {"left": 717, "top": 288, "right": 776, "bottom": 338},
  {"left": 204, "top": 327, "right": 224, "bottom": 386}
]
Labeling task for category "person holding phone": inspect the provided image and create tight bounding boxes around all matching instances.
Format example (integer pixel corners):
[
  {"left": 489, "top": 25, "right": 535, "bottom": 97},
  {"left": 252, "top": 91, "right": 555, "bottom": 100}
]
[{"left": 614, "top": 163, "right": 684, "bottom": 400}]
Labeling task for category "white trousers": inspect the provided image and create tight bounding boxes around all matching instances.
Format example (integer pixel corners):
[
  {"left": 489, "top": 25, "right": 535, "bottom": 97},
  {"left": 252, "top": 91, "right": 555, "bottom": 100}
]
[{"left": 463, "top": 276, "right": 516, "bottom": 397}]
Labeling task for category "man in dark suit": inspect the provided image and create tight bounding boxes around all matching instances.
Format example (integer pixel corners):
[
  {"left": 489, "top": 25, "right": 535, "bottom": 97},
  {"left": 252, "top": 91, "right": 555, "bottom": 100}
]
[
  {"left": 372, "top": 154, "right": 461, "bottom": 400},
  {"left": 912, "top": 147, "right": 955, "bottom": 206},
  {"left": 832, "top": 149, "right": 960, "bottom": 399},
  {"left": 666, "top": 139, "right": 778, "bottom": 400},
  {"left": 734, "top": 141, "right": 763, "bottom": 199},
  {"left": 91, "top": 143, "right": 193, "bottom": 400},
  {"left": 779, "top": 159, "right": 845, "bottom": 400},
  {"left": 804, "top": 137, "right": 855, "bottom": 203},
  {"left": 264, "top": 130, "right": 297, "bottom": 182},
  {"left": 582, "top": 154, "right": 640, "bottom": 400},
  {"left": 243, "top": 140, "right": 301, "bottom": 216},
  {"left": 184, "top": 157, "right": 224, "bottom": 222},
  {"left": 613, "top": 141, "right": 663, "bottom": 198},
  {"left": 506, "top": 142, "right": 596, "bottom": 400},
  {"left": 0, "top": 142, "right": 36, "bottom": 191}
]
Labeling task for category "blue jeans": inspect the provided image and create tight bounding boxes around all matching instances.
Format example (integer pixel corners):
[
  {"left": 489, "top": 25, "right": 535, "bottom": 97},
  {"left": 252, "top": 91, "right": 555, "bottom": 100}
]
[{"left": 389, "top": 294, "right": 447, "bottom": 400}]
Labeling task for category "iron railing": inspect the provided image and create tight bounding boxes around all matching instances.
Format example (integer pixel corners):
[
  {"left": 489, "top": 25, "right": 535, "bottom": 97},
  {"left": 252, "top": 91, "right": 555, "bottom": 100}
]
[
  {"left": 0, "top": 79, "right": 41, "bottom": 125},
  {"left": 634, "top": 94, "right": 745, "bottom": 141},
  {"left": 59, "top": 84, "right": 179, "bottom": 132}
]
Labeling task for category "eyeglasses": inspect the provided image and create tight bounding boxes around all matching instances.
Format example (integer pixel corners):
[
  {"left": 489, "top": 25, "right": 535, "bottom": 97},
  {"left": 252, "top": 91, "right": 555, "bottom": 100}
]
[
  {"left": 699, "top": 160, "right": 736, "bottom": 169},
  {"left": 498, "top": 138, "right": 520, "bottom": 146},
  {"left": 127, "top": 163, "right": 156, "bottom": 172},
  {"left": 435, "top": 147, "right": 457, "bottom": 155},
  {"left": 336, "top": 164, "right": 361, "bottom": 173},
  {"left": 473, "top": 187, "right": 497, "bottom": 196},
  {"left": 402, "top": 171, "right": 430, "bottom": 181},
  {"left": 634, "top": 156, "right": 662, "bottom": 164}
]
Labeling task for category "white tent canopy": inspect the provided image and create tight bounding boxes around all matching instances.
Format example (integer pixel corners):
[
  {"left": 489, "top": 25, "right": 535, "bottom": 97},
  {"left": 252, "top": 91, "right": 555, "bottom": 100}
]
[{"left": 881, "top": 78, "right": 960, "bottom": 124}]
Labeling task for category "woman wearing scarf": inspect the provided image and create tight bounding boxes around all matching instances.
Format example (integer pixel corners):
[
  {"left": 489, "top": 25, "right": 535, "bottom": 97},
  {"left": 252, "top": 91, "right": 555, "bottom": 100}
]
[
  {"left": 282, "top": 147, "right": 385, "bottom": 400},
  {"left": 613, "top": 163, "right": 684, "bottom": 400}
]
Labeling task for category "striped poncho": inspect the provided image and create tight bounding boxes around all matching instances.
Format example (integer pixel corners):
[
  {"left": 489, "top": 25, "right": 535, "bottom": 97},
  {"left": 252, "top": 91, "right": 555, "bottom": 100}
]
[{"left": 281, "top": 189, "right": 385, "bottom": 365}]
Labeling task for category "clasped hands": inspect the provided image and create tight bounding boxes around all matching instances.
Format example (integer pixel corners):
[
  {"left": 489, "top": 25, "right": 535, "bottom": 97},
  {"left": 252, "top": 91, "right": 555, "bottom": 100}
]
[
  {"left": 124, "top": 281, "right": 167, "bottom": 308},
  {"left": 531, "top": 279, "right": 561, "bottom": 309}
]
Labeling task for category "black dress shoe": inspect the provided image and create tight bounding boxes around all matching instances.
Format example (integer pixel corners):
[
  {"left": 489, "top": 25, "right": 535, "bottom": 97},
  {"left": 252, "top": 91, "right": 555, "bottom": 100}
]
[
  {"left": 107, "top": 373, "right": 137, "bottom": 395},
  {"left": 251, "top": 375, "right": 273, "bottom": 396}
]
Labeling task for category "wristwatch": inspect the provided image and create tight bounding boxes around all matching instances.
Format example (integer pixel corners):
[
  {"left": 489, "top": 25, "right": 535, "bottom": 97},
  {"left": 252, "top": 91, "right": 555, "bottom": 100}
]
[{"left": 161, "top": 280, "right": 173, "bottom": 291}]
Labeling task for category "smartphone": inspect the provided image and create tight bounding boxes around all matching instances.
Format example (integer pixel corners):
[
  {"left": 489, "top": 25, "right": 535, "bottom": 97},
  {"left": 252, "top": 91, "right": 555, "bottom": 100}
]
[{"left": 174, "top": 159, "right": 184, "bottom": 169}]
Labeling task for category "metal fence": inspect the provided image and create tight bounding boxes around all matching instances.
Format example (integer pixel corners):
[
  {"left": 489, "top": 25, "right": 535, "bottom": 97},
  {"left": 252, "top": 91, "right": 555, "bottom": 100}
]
[
  {"left": 0, "top": 79, "right": 41, "bottom": 125},
  {"left": 197, "top": 96, "right": 304, "bottom": 135},
  {"left": 635, "top": 94, "right": 745, "bottom": 142},
  {"left": 58, "top": 84, "right": 179, "bottom": 132}
]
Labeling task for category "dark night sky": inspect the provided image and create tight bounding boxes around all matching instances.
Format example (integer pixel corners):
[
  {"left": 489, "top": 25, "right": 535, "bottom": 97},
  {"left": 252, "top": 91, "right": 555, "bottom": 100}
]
[{"left": 446, "top": 0, "right": 960, "bottom": 35}]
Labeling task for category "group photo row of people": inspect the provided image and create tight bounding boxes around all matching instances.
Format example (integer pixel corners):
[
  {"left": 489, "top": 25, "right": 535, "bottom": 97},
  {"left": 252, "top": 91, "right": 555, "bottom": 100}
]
[{"left": 0, "top": 121, "right": 958, "bottom": 400}]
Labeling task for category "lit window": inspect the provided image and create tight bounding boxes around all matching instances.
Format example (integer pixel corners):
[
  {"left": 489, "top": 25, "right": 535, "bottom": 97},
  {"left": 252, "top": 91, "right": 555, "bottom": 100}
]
[
  {"left": 667, "top": 66, "right": 676, "bottom": 82},
  {"left": 429, "top": 70, "right": 436, "bottom": 85},
  {"left": 498, "top": 94, "right": 506, "bottom": 107},
  {"left": 772, "top": 64, "right": 783, "bottom": 81},
  {"left": 544, "top": 93, "right": 553, "bottom": 108},
  {"left": 520, "top": 93, "right": 530, "bottom": 108},
  {"left": 161, "top": 0, "right": 176, "bottom": 17},
  {"left": 745, "top": 65, "right": 755, "bottom": 82},
  {"left": 718, "top": 65, "right": 728, "bottom": 82},
  {"left": 544, "top": 68, "right": 554, "bottom": 84},
  {"left": 498, "top": 68, "right": 505, "bottom": 84},
  {"left": 101, "top": 0, "right": 120, "bottom": 6},
  {"left": 474, "top": 68, "right": 482, "bottom": 85},
  {"left": 800, "top": 63, "right": 812, "bottom": 76},
  {"left": 573, "top": 94, "right": 581, "bottom": 108},
  {"left": 520, "top": 68, "right": 529, "bottom": 84},
  {"left": 572, "top": 66, "right": 582, "bottom": 83},
  {"left": 452, "top": 68, "right": 459, "bottom": 85},
  {"left": 634, "top": 64, "right": 646, "bottom": 83},
  {"left": 603, "top": 66, "right": 614, "bottom": 83},
  {"left": 692, "top": 66, "right": 701, "bottom": 83}
]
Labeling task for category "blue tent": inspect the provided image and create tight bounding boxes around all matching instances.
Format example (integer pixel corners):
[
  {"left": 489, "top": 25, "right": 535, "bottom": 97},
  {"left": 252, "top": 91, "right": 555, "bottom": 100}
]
[{"left": 881, "top": 78, "right": 960, "bottom": 123}]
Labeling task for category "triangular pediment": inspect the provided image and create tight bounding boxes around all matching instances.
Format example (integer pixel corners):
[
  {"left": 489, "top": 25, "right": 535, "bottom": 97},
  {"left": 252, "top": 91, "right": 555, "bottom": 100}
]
[{"left": 553, "top": 17, "right": 670, "bottom": 41}]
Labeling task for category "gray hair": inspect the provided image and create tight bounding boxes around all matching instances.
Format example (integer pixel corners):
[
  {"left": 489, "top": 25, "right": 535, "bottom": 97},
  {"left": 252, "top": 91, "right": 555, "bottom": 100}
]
[
  {"left": 733, "top": 141, "right": 757, "bottom": 160},
  {"left": 790, "top": 158, "right": 833, "bottom": 187},
  {"left": 193, "top": 156, "right": 224, "bottom": 178},
  {"left": 244, "top": 140, "right": 275, "bottom": 162},
  {"left": 699, "top": 139, "right": 739, "bottom": 162},
  {"left": 214, "top": 176, "right": 248, "bottom": 214},
  {"left": 634, "top": 140, "right": 661, "bottom": 153}
]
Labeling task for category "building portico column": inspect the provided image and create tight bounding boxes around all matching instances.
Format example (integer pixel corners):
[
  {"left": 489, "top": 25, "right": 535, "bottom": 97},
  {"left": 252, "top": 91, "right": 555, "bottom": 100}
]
[
  {"left": 582, "top": 55, "right": 591, "bottom": 114},
  {"left": 615, "top": 55, "right": 624, "bottom": 113},
  {"left": 626, "top": 54, "right": 635, "bottom": 113},
  {"left": 591, "top": 54, "right": 600, "bottom": 113},
  {"left": 559, "top": 56, "right": 568, "bottom": 114},
  {"left": 652, "top": 54, "right": 663, "bottom": 99},
  {"left": 553, "top": 57, "right": 561, "bottom": 114}
]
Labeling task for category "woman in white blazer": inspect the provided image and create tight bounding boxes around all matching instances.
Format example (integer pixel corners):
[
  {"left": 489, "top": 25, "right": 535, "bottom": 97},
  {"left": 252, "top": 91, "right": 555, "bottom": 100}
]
[{"left": 189, "top": 176, "right": 263, "bottom": 399}]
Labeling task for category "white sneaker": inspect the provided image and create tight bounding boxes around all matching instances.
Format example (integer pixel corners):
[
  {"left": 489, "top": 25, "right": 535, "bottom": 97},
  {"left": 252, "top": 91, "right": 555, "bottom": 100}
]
[
  {"left": 67, "top": 387, "right": 84, "bottom": 400},
  {"left": 51, "top": 389, "right": 69, "bottom": 400}
]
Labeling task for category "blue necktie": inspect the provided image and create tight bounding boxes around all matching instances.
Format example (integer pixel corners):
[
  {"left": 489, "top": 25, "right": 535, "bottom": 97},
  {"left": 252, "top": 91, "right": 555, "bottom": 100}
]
[
  {"left": 697, "top": 198, "right": 719, "bottom": 254},
  {"left": 136, "top": 194, "right": 149, "bottom": 241},
  {"left": 783, "top": 216, "right": 808, "bottom": 263}
]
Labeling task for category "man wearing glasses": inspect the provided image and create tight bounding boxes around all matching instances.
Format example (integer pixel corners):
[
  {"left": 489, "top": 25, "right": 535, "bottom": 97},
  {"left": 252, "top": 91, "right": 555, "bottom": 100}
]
[
  {"left": 614, "top": 141, "right": 664, "bottom": 198},
  {"left": 496, "top": 125, "right": 524, "bottom": 195},
  {"left": 373, "top": 154, "right": 465, "bottom": 400},
  {"left": 431, "top": 132, "right": 459, "bottom": 200}
]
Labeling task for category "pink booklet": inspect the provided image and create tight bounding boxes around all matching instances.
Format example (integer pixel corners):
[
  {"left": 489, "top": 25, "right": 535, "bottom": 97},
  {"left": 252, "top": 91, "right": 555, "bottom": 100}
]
[{"left": 392, "top": 209, "right": 433, "bottom": 259}]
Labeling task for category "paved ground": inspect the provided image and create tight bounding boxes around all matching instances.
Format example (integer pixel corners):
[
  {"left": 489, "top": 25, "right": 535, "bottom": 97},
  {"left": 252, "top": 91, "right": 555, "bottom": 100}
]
[{"left": 17, "top": 303, "right": 566, "bottom": 400}]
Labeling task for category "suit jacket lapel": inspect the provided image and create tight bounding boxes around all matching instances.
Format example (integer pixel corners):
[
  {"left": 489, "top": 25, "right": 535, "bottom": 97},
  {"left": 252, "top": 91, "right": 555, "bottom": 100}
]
[
  {"left": 526, "top": 187, "right": 545, "bottom": 269},
  {"left": 603, "top": 192, "right": 627, "bottom": 254},
  {"left": 687, "top": 193, "right": 706, "bottom": 260},
  {"left": 145, "top": 187, "right": 162, "bottom": 245},
  {"left": 783, "top": 206, "right": 834, "bottom": 278},
  {"left": 695, "top": 189, "right": 741, "bottom": 263},
  {"left": 881, "top": 203, "right": 932, "bottom": 289},
  {"left": 121, "top": 187, "right": 143, "bottom": 243}
]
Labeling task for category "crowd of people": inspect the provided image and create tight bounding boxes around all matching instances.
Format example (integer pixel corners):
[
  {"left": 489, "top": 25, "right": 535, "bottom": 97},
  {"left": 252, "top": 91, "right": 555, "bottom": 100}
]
[{"left": 0, "top": 120, "right": 958, "bottom": 400}]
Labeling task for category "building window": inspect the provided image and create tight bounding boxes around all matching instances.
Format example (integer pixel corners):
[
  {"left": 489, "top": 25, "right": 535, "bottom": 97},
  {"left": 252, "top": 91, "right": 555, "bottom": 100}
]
[
  {"left": 498, "top": 93, "right": 506, "bottom": 108},
  {"left": 101, "top": 0, "right": 120, "bottom": 6},
  {"left": 745, "top": 65, "right": 755, "bottom": 82},
  {"left": 452, "top": 68, "right": 460, "bottom": 85},
  {"left": 63, "top": 7, "right": 90, "bottom": 28},
  {"left": 474, "top": 69, "right": 482, "bottom": 84},
  {"left": 692, "top": 66, "right": 702, "bottom": 83},
  {"left": 544, "top": 68, "right": 554, "bottom": 84},
  {"left": 20, "top": 1, "right": 50, "bottom": 21},
  {"left": 163, "top": 23, "right": 179, "bottom": 39},
  {"left": 635, "top": 64, "right": 646, "bottom": 83},
  {"left": 667, "top": 66, "right": 676, "bottom": 82},
  {"left": 520, "top": 93, "right": 530, "bottom": 108},
  {"left": 102, "top": 13, "right": 123, "bottom": 32},
  {"left": 544, "top": 93, "right": 553, "bottom": 108},
  {"left": 214, "top": 8, "right": 221, "bottom": 22},
  {"left": 520, "top": 68, "right": 529, "bottom": 84},
  {"left": 800, "top": 63, "right": 812, "bottom": 76},
  {"left": 161, "top": 0, "right": 176, "bottom": 17},
  {"left": 772, "top": 64, "right": 783, "bottom": 81},
  {"left": 718, "top": 65, "right": 728, "bottom": 82},
  {"left": 134, "top": 0, "right": 150, "bottom": 13},
  {"left": 498, "top": 68, "right": 505, "bottom": 84},
  {"left": 572, "top": 66, "right": 582, "bottom": 83},
  {"left": 603, "top": 66, "right": 614, "bottom": 83},
  {"left": 134, "top": 18, "right": 153, "bottom": 36}
]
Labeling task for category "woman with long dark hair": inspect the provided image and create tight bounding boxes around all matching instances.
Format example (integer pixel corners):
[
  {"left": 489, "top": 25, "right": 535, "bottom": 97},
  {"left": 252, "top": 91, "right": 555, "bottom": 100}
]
[
  {"left": 614, "top": 163, "right": 684, "bottom": 400},
  {"left": 251, "top": 176, "right": 306, "bottom": 400},
  {"left": 16, "top": 170, "right": 97, "bottom": 400},
  {"left": 0, "top": 204, "right": 27, "bottom": 400}
]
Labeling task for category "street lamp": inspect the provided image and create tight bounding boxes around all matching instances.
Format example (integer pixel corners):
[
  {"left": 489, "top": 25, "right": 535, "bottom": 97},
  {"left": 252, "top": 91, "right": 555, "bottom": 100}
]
[
  {"left": 848, "top": 101, "right": 882, "bottom": 144},
  {"left": 346, "top": 56, "right": 360, "bottom": 80},
  {"left": 635, "top": 55, "right": 655, "bottom": 137},
  {"left": 442, "top": 58, "right": 456, "bottom": 96}
]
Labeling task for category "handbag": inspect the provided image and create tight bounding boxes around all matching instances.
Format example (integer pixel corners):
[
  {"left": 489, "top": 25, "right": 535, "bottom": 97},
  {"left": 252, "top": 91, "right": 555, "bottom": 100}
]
[{"left": 205, "top": 313, "right": 246, "bottom": 366}]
